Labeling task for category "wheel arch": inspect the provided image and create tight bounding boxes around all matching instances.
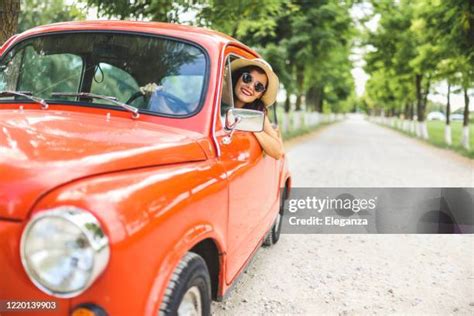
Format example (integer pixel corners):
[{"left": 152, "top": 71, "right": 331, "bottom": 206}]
[
  {"left": 190, "top": 238, "right": 222, "bottom": 300},
  {"left": 284, "top": 176, "right": 292, "bottom": 199},
  {"left": 146, "top": 228, "right": 226, "bottom": 315}
]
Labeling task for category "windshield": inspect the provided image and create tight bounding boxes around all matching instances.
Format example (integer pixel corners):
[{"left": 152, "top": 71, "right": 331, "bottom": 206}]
[{"left": 0, "top": 32, "right": 208, "bottom": 116}]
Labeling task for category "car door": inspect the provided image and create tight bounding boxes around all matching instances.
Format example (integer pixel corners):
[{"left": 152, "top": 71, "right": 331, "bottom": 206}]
[
  {"left": 215, "top": 51, "right": 278, "bottom": 284},
  {"left": 267, "top": 94, "right": 283, "bottom": 196}
]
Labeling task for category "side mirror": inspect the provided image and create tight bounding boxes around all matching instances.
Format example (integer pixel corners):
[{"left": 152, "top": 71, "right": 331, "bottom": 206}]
[
  {"left": 225, "top": 108, "right": 264, "bottom": 132},
  {"left": 223, "top": 108, "right": 264, "bottom": 144}
]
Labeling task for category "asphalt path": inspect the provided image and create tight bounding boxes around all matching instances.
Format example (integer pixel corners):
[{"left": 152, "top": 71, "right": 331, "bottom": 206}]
[{"left": 212, "top": 116, "right": 474, "bottom": 315}]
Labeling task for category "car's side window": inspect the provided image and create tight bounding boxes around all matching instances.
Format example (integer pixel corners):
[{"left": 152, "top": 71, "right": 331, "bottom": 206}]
[{"left": 220, "top": 56, "right": 237, "bottom": 125}]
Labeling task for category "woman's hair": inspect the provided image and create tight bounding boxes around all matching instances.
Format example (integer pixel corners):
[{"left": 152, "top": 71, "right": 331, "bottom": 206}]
[{"left": 231, "top": 65, "right": 267, "bottom": 114}]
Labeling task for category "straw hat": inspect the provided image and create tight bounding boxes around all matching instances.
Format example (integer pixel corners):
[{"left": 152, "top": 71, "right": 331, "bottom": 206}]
[{"left": 230, "top": 58, "right": 279, "bottom": 107}]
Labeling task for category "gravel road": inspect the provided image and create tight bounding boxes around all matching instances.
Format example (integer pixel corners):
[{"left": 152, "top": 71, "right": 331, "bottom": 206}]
[{"left": 212, "top": 116, "right": 474, "bottom": 315}]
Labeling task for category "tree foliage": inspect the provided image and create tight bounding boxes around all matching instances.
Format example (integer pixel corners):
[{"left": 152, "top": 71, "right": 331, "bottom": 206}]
[
  {"left": 88, "top": 0, "right": 356, "bottom": 113},
  {"left": 18, "top": 0, "right": 85, "bottom": 32},
  {"left": 364, "top": 0, "right": 473, "bottom": 123}
]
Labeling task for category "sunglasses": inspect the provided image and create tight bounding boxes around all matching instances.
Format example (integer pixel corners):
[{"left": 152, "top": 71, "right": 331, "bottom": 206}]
[{"left": 241, "top": 72, "right": 266, "bottom": 93}]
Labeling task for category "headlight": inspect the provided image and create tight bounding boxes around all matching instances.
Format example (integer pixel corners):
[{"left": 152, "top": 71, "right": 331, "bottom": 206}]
[{"left": 20, "top": 206, "right": 110, "bottom": 298}]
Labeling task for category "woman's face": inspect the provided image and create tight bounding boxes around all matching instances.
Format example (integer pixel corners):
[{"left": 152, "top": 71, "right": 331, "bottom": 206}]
[{"left": 234, "top": 69, "right": 268, "bottom": 106}]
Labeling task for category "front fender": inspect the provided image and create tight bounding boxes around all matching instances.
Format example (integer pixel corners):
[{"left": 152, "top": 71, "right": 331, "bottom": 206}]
[{"left": 31, "top": 160, "right": 229, "bottom": 315}]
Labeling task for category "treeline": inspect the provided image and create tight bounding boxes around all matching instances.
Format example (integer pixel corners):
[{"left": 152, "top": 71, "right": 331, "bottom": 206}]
[
  {"left": 363, "top": 0, "right": 473, "bottom": 148},
  {"left": 1, "top": 0, "right": 357, "bottom": 114}
]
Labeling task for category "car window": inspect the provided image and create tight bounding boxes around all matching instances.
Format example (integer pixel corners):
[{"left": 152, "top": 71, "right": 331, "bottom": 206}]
[
  {"left": 19, "top": 46, "right": 83, "bottom": 96},
  {"left": 220, "top": 56, "right": 235, "bottom": 124},
  {"left": 161, "top": 74, "right": 204, "bottom": 106},
  {"left": 0, "top": 33, "right": 207, "bottom": 116},
  {"left": 0, "top": 48, "right": 23, "bottom": 92},
  {"left": 91, "top": 62, "right": 140, "bottom": 106}
]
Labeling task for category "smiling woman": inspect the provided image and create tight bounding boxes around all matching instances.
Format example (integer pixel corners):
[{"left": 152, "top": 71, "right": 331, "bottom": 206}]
[
  {"left": 229, "top": 58, "right": 284, "bottom": 160},
  {"left": 0, "top": 32, "right": 207, "bottom": 116}
]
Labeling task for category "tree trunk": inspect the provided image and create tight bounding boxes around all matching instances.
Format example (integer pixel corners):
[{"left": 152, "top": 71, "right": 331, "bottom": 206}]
[
  {"left": 415, "top": 74, "right": 422, "bottom": 121},
  {"left": 317, "top": 86, "right": 324, "bottom": 113},
  {"left": 446, "top": 82, "right": 451, "bottom": 125},
  {"left": 462, "top": 86, "right": 469, "bottom": 127},
  {"left": 445, "top": 82, "right": 452, "bottom": 146},
  {"left": 409, "top": 102, "right": 414, "bottom": 120},
  {"left": 462, "top": 86, "right": 470, "bottom": 150},
  {"left": 402, "top": 102, "right": 409, "bottom": 131},
  {"left": 284, "top": 94, "right": 290, "bottom": 113},
  {"left": 0, "top": 0, "right": 20, "bottom": 45},
  {"left": 305, "top": 86, "right": 316, "bottom": 112},
  {"left": 314, "top": 86, "right": 324, "bottom": 113},
  {"left": 415, "top": 75, "right": 422, "bottom": 137},
  {"left": 295, "top": 66, "right": 304, "bottom": 111},
  {"left": 409, "top": 102, "right": 415, "bottom": 134},
  {"left": 415, "top": 74, "right": 429, "bottom": 139},
  {"left": 295, "top": 94, "right": 302, "bottom": 111},
  {"left": 422, "top": 78, "right": 430, "bottom": 120}
]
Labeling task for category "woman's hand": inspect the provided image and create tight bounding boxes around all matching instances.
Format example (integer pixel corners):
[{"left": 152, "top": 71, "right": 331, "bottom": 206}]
[{"left": 253, "top": 115, "right": 284, "bottom": 160}]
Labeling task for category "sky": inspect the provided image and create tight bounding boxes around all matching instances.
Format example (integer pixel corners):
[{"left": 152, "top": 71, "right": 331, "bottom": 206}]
[{"left": 350, "top": 1, "right": 377, "bottom": 97}]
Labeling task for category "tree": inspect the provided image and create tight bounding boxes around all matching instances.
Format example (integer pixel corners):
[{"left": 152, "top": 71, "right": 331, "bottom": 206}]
[
  {"left": 265, "top": 0, "right": 355, "bottom": 113},
  {"left": 86, "top": 0, "right": 197, "bottom": 22},
  {"left": 89, "top": 0, "right": 356, "bottom": 116},
  {"left": 364, "top": 0, "right": 417, "bottom": 119},
  {"left": 18, "top": 0, "right": 85, "bottom": 32},
  {"left": 429, "top": 0, "right": 473, "bottom": 149},
  {"left": 0, "top": 0, "right": 20, "bottom": 44}
]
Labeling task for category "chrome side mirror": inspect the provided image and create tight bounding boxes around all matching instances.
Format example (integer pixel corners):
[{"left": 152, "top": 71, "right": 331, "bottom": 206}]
[
  {"left": 223, "top": 108, "right": 264, "bottom": 144},
  {"left": 225, "top": 108, "right": 264, "bottom": 132}
]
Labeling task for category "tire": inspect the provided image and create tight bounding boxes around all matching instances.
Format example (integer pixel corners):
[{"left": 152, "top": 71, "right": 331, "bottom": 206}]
[
  {"left": 159, "top": 252, "right": 211, "bottom": 316},
  {"left": 262, "top": 227, "right": 274, "bottom": 247},
  {"left": 263, "top": 187, "right": 286, "bottom": 247}
]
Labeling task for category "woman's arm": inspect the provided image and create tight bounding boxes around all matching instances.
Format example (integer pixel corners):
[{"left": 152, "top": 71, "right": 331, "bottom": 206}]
[{"left": 253, "top": 115, "right": 284, "bottom": 160}]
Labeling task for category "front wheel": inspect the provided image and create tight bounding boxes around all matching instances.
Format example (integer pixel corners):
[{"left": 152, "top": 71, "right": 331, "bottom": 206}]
[{"left": 159, "top": 252, "right": 211, "bottom": 316}]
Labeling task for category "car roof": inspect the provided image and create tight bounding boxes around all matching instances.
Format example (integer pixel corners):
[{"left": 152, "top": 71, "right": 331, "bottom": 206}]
[{"left": 14, "top": 20, "right": 251, "bottom": 51}]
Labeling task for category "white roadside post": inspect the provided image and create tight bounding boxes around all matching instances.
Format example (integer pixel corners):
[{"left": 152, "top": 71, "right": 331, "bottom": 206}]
[
  {"left": 410, "top": 119, "right": 416, "bottom": 134},
  {"left": 462, "top": 126, "right": 470, "bottom": 150},
  {"left": 293, "top": 111, "right": 301, "bottom": 130},
  {"left": 282, "top": 112, "right": 289, "bottom": 134},
  {"left": 444, "top": 124, "right": 452, "bottom": 146},
  {"left": 420, "top": 120, "right": 429, "bottom": 140}
]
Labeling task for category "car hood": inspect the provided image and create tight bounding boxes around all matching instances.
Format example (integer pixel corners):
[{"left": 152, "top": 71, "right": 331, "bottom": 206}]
[{"left": 0, "top": 110, "right": 207, "bottom": 220}]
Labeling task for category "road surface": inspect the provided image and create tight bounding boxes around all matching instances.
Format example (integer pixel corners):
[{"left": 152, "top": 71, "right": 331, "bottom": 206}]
[{"left": 212, "top": 116, "right": 474, "bottom": 315}]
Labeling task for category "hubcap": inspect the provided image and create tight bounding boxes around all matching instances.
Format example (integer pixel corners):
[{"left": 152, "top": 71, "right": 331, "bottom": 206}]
[{"left": 177, "top": 286, "right": 202, "bottom": 316}]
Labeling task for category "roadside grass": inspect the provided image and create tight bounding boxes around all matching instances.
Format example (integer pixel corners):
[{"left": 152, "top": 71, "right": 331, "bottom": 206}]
[
  {"left": 390, "top": 119, "right": 474, "bottom": 159},
  {"left": 275, "top": 108, "right": 338, "bottom": 142},
  {"left": 282, "top": 122, "right": 332, "bottom": 141},
  {"left": 426, "top": 121, "right": 474, "bottom": 158}
]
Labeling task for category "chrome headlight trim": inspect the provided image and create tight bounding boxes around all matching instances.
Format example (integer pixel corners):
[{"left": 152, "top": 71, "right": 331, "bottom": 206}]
[{"left": 20, "top": 206, "right": 110, "bottom": 298}]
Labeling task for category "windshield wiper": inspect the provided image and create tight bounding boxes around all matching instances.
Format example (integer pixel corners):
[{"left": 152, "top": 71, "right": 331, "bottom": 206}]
[
  {"left": 51, "top": 92, "right": 140, "bottom": 119},
  {"left": 0, "top": 90, "right": 49, "bottom": 109}
]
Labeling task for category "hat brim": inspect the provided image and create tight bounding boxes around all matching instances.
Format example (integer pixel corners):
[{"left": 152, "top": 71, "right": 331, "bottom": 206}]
[{"left": 230, "top": 58, "right": 279, "bottom": 107}]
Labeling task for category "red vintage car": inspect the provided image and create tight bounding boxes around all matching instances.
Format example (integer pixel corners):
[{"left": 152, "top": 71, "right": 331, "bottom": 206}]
[{"left": 0, "top": 21, "right": 291, "bottom": 315}]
